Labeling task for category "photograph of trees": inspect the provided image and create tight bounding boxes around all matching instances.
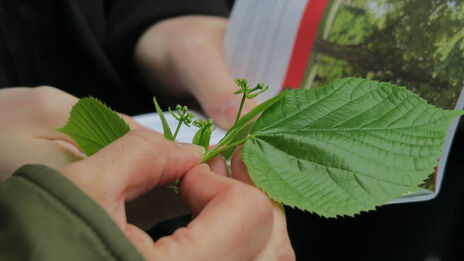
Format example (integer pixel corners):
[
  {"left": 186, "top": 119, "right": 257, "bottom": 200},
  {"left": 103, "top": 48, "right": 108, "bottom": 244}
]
[{"left": 305, "top": 0, "right": 464, "bottom": 110}]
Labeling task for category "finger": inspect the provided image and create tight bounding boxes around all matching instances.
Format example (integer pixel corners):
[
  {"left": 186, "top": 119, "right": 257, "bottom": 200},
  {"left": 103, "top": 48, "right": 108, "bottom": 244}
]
[
  {"left": 231, "top": 149, "right": 295, "bottom": 261},
  {"left": 35, "top": 109, "right": 145, "bottom": 155},
  {"left": 0, "top": 136, "right": 84, "bottom": 180},
  {"left": 118, "top": 113, "right": 148, "bottom": 130},
  {"left": 152, "top": 164, "right": 273, "bottom": 261},
  {"left": 206, "top": 155, "right": 228, "bottom": 177},
  {"left": 230, "top": 147, "right": 254, "bottom": 184},
  {"left": 252, "top": 202, "right": 295, "bottom": 261},
  {"left": 61, "top": 130, "right": 204, "bottom": 204},
  {"left": 27, "top": 86, "right": 79, "bottom": 129},
  {"left": 181, "top": 47, "right": 258, "bottom": 128},
  {"left": 162, "top": 19, "right": 257, "bottom": 128}
]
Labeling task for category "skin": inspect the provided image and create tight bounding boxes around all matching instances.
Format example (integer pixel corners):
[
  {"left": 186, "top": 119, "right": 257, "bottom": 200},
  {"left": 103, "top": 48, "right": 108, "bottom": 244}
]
[
  {"left": 0, "top": 15, "right": 294, "bottom": 260},
  {"left": 135, "top": 15, "right": 258, "bottom": 129},
  {"left": 60, "top": 130, "right": 295, "bottom": 260}
]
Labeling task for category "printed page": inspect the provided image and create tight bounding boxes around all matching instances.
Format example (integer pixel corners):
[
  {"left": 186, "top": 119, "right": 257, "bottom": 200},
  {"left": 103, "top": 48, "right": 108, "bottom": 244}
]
[{"left": 224, "top": 0, "right": 308, "bottom": 101}]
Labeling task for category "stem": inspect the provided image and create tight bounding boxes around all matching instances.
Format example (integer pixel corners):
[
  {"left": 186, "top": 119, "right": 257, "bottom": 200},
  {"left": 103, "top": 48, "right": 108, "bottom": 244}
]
[
  {"left": 202, "top": 135, "right": 253, "bottom": 163},
  {"left": 173, "top": 120, "right": 183, "bottom": 140},
  {"left": 234, "top": 93, "right": 247, "bottom": 127},
  {"left": 205, "top": 128, "right": 238, "bottom": 158}
]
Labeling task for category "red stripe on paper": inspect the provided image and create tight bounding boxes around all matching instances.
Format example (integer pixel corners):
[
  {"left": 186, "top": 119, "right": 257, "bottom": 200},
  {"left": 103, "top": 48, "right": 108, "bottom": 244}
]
[{"left": 282, "top": 0, "right": 328, "bottom": 90}]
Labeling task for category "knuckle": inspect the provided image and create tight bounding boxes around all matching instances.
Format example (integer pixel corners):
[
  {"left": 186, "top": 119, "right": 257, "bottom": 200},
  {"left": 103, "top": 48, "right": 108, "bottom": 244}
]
[
  {"left": 122, "top": 130, "right": 167, "bottom": 156},
  {"left": 122, "top": 130, "right": 171, "bottom": 162},
  {"left": 31, "top": 86, "right": 77, "bottom": 118},
  {"left": 33, "top": 86, "right": 68, "bottom": 104}
]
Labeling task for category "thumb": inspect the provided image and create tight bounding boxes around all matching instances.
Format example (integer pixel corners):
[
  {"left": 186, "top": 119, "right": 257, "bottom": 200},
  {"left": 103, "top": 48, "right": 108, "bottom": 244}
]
[{"left": 61, "top": 130, "right": 204, "bottom": 207}]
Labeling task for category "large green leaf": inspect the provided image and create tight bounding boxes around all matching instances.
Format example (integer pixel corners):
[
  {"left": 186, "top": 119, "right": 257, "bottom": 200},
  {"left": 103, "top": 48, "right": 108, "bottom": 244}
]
[
  {"left": 57, "top": 97, "right": 130, "bottom": 156},
  {"left": 242, "top": 78, "right": 463, "bottom": 217}
]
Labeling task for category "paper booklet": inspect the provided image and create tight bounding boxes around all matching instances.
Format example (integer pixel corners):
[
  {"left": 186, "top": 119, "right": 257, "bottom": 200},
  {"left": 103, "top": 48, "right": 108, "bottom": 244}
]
[
  {"left": 222, "top": 0, "right": 464, "bottom": 204},
  {"left": 135, "top": 0, "right": 464, "bottom": 205}
]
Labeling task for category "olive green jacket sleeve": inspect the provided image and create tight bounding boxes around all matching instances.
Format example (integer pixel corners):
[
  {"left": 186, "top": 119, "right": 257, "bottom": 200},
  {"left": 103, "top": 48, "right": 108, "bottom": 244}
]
[{"left": 0, "top": 165, "right": 144, "bottom": 261}]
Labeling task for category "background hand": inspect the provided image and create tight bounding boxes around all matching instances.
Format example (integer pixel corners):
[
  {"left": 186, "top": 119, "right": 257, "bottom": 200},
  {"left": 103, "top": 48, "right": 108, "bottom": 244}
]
[
  {"left": 136, "top": 15, "right": 257, "bottom": 129},
  {"left": 61, "top": 130, "right": 276, "bottom": 260}
]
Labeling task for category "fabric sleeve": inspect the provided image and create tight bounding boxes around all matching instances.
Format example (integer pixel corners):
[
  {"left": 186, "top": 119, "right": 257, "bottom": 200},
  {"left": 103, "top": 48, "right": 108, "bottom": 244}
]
[
  {"left": 0, "top": 164, "right": 144, "bottom": 261},
  {"left": 105, "top": 0, "right": 232, "bottom": 80}
]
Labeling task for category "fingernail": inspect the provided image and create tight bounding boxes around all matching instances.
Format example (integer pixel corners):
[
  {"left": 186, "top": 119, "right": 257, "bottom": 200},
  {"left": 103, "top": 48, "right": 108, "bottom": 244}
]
[{"left": 177, "top": 142, "right": 205, "bottom": 155}]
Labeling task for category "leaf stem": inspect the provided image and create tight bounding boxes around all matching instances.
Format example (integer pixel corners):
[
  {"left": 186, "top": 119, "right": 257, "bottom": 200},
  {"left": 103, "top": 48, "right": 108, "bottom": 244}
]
[
  {"left": 202, "top": 135, "right": 253, "bottom": 163},
  {"left": 234, "top": 93, "right": 247, "bottom": 127}
]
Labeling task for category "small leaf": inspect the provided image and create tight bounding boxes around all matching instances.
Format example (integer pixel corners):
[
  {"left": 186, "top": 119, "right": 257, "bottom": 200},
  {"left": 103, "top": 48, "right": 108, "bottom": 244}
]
[
  {"left": 153, "top": 97, "right": 174, "bottom": 140},
  {"left": 57, "top": 97, "right": 130, "bottom": 156},
  {"left": 201, "top": 128, "right": 213, "bottom": 149},
  {"left": 242, "top": 78, "right": 463, "bottom": 218},
  {"left": 192, "top": 128, "right": 203, "bottom": 146}
]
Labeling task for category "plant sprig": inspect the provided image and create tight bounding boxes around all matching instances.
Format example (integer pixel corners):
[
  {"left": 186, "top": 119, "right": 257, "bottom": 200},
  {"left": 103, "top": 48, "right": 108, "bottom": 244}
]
[
  {"left": 169, "top": 105, "right": 194, "bottom": 140},
  {"left": 233, "top": 78, "right": 269, "bottom": 126},
  {"left": 58, "top": 77, "right": 464, "bottom": 218}
]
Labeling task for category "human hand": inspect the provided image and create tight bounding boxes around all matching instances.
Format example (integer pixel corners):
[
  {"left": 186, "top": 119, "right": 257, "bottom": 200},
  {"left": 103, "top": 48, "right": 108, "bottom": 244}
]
[
  {"left": 0, "top": 87, "right": 83, "bottom": 180},
  {"left": 230, "top": 150, "right": 296, "bottom": 261},
  {"left": 136, "top": 15, "right": 257, "bottom": 129},
  {"left": 60, "top": 129, "right": 277, "bottom": 260},
  {"left": 0, "top": 87, "right": 144, "bottom": 181}
]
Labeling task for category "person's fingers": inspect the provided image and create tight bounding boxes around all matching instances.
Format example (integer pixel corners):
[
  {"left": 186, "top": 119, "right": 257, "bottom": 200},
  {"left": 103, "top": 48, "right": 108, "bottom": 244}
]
[
  {"left": 136, "top": 16, "right": 258, "bottom": 129},
  {"left": 230, "top": 147, "right": 254, "bottom": 184},
  {"left": 231, "top": 149, "right": 295, "bottom": 261},
  {"left": 173, "top": 34, "right": 258, "bottom": 128},
  {"left": 253, "top": 202, "right": 296, "bottom": 261},
  {"left": 61, "top": 130, "right": 204, "bottom": 208},
  {"left": 0, "top": 135, "right": 84, "bottom": 180},
  {"left": 151, "top": 164, "right": 273, "bottom": 261},
  {"left": 118, "top": 113, "right": 147, "bottom": 130},
  {"left": 206, "top": 155, "right": 228, "bottom": 177},
  {"left": 25, "top": 86, "right": 78, "bottom": 129}
]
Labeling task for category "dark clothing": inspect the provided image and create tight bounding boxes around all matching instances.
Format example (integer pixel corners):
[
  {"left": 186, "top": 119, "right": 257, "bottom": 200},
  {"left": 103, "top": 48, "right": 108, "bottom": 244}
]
[{"left": 0, "top": 0, "right": 231, "bottom": 114}]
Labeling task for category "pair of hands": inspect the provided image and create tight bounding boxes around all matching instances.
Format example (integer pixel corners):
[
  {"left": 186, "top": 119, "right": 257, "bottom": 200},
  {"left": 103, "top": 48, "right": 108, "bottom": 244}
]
[
  {"left": 61, "top": 129, "right": 293, "bottom": 260},
  {"left": 0, "top": 15, "right": 294, "bottom": 260},
  {"left": 0, "top": 86, "right": 294, "bottom": 260}
]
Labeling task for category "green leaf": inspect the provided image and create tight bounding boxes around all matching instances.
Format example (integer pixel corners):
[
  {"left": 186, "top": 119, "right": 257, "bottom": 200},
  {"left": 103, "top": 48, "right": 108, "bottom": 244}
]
[
  {"left": 153, "top": 97, "right": 174, "bottom": 140},
  {"left": 57, "top": 97, "right": 130, "bottom": 156},
  {"left": 192, "top": 128, "right": 212, "bottom": 150},
  {"left": 242, "top": 78, "right": 463, "bottom": 218}
]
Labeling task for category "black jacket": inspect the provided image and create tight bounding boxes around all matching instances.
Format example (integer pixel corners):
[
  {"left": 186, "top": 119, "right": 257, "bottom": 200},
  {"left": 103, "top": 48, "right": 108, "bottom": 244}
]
[{"left": 0, "top": 0, "right": 231, "bottom": 114}]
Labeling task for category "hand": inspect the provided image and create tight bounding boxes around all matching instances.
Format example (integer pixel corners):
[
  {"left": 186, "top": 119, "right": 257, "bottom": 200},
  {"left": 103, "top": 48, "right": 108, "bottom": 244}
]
[
  {"left": 206, "top": 152, "right": 295, "bottom": 261},
  {"left": 0, "top": 87, "right": 82, "bottom": 180},
  {"left": 0, "top": 87, "right": 144, "bottom": 181},
  {"left": 230, "top": 150, "right": 296, "bottom": 261},
  {"left": 136, "top": 15, "right": 257, "bottom": 129},
  {"left": 60, "top": 130, "right": 277, "bottom": 260}
]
